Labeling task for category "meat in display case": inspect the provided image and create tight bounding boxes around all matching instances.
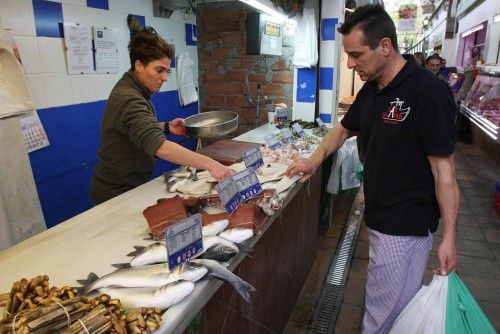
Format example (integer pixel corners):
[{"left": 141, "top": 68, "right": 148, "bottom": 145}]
[{"left": 460, "top": 65, "right": 500, "bottom": 142}]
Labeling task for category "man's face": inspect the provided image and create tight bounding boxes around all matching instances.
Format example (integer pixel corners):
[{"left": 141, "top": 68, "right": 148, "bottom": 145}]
[
  {"left": 134, "top": 57, "right": 171, "bottom": 93},
  {"left": 426, "top": 59, "right": 441, "bottom": 75},
  {"left": 343, "top": 28, "right": 386, "bottom": 82}
]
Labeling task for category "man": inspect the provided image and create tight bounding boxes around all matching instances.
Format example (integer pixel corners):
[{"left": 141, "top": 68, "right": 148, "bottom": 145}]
[
  {"left": 426, "top": 54, "right": 448, "bottom": 82},
  {"left": 413, "top": 51, "right": 424, "bottom": 67},
  {"left": 91, "top": 28, "right": 231, "bottom": 205},
  {"left": 287, "top": 5, "right": 459, "bottom": 333}
]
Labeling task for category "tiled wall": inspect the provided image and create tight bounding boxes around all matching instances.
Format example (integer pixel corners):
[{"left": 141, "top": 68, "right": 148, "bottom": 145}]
[{"left": 0, "top": 0, "right": 199, "bottom": 227}]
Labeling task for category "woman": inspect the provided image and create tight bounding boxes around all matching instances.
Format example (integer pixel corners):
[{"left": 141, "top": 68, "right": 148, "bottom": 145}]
[{"left": 90, "top": 29, "right": 231, "bottom": 205}]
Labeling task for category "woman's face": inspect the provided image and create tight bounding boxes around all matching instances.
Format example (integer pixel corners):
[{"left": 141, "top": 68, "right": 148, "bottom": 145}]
[{"left": 134, "top": 57, "right": 171, "bottom": 93}]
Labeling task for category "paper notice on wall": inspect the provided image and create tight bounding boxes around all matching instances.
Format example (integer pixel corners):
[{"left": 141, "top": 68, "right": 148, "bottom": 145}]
[
  {"left": 93, "top": 27, "right": 118, "bottom": 74},
  {"left": 63, "top": 23, "right": 93, "bottom": 74},
  {"left": 20, "top": 111, "right": 49, "bottom": 153}
]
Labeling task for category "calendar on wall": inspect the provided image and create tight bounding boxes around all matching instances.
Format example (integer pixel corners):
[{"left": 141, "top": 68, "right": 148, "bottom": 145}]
[{"left": 20, "top": 111, "right": 49, "bottom": 153}]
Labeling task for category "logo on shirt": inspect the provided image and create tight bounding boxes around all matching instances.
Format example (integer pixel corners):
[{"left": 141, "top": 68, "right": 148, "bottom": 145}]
[{"left": 382, "top": 98, "right": 410, "bottom": 125}]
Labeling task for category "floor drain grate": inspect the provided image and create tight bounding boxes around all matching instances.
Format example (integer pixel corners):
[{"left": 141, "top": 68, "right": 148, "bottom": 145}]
[{"left": 308, "top": 189, "right": 364, "bottom": 334}]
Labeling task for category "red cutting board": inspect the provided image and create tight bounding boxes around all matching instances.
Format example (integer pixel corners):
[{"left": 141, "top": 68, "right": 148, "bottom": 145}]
[{"left": 197, "top": 139, "right": 260, "bottom": 165}]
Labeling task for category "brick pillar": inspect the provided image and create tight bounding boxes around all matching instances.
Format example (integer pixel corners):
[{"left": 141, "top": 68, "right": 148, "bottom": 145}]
[{"left": 197, "top": 2, "right": 295, "bottom": 136}]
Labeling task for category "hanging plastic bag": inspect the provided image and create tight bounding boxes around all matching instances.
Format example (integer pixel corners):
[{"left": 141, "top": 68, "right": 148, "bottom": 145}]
[
  {"left": 326, "top": 136, "right": 360, "bottom": 194},
  {"left": 176, "top": 52, "right": 198, "bottom": 106},
  {"left": 446, "top": 273, "right": 496, "bottom": 334},
  {"left": 390, "top": 275, "right": 448, "bottom": 334},
  {"left": 293, "top": 3, "right": 318, "bottom": 67}
]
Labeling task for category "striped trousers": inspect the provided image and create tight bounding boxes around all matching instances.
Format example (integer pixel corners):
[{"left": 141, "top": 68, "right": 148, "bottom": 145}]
[{"left": 362, "top": 228, "right": 433, "bottom": 334}]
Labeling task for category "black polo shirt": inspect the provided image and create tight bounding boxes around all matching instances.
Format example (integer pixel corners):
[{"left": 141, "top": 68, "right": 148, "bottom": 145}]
[{"left": 341, "top": 55, "right": 456, "bottom": 236}]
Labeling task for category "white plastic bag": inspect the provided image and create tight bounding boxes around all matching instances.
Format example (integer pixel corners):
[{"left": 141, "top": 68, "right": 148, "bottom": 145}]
[
  {"left": 176, "top": 52, "right": 198, "bottom": 106},
  {"left": 293, "top": 3, "right": 318, "bottom": 67},
  {"left": 327, "top": 137, "right": 360, "bottom": 194},
  {"left": 390, "top": 275, "right": 448, "bottom": 334}
]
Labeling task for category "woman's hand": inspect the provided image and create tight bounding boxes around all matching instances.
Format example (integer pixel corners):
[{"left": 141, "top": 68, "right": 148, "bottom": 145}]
[
  {"left": 168, "top": 118, "right": 186, "bottom": 135},
  {"left": 208, "top": 162, "right": 233, "bottom": 181}
]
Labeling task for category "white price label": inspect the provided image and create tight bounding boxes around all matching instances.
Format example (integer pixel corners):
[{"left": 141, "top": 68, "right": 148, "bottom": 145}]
[{"left": 165, "top": 214, "right": 203, "bottom": 270}]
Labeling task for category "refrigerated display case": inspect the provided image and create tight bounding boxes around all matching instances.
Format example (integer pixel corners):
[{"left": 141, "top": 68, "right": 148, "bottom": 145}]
[{"left": 460, "top": 65, "right": 500, "bottom": 142}]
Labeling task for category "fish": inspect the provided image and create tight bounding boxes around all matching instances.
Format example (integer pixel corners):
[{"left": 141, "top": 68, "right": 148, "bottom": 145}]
[
  {"left": 81, "top": 262, "right": 207, "bottom": 294},
  {"left": 167, "top": 177, "right": 190, "bottom": 193},
  {"left": 219, "top": 228, "right": 254, "bottom": 243},
  {"left": 202, "top": 219, "right": 229, "bottom": 236},
  {"left": 190, "top": 259, "right": 256, "bottom": 303},
  {"left": 98, "top": 280, "right": 195, "bottom": 309},
  {"left": 177, "top": 179, "right": 214, "bottom": 196},
  {"left": 129, "top": 236, "right": 252, "bottom": 267},
  {"left": 202, "top": 245, "right": 238, "bottom": 262},
  {"left": 262, "top": 174, "right": 301, "bottom": 194}
]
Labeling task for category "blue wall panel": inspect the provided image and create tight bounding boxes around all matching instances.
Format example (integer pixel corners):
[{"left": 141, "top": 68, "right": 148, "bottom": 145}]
[
  {"left": 30, "top": 90, "right": 198, "bottom": 228},
  {"left": 86, "top": 0, "right": 109, "bottom": 10},
  {"left": 296, "top": 67, "right": 317, "bottom": 103},
  {"left": 32, "top": 0, "right": 64, "bottom": 38},
  {"left": 321, "top": 18, "right": 339, "bottom": 41}
]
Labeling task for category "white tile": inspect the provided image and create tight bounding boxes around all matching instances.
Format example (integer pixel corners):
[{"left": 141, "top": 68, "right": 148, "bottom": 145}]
[
  {"left": 70, "top": 74, "right": 96, "bottom": 104},
  {"left": 319, "top": 90, "right": 333, "bottom": 117},
  {"left": 117, "top": 40, "right": 130, "bottom": 71},
  {"left": 62, "top": 0, "right": 86, "bottom": 6},
  {"left": 62, "top": 3, "right": 89, "bottom": 26},
  {"left": 0, "top": 0, "right": 36, "bottom": 36},
  {"left": 38, "top": 37, "right": 67, "bottom": 73},
  {"left": 108, "top": 0, "right": 129, "bottom": 13},
  {"left": 14, "top": 36, "right": 42, "bottom": 74},
  {"left": 42, "top": 72, "right": 73, "bottom": 107},
  {"left": 320, "top": 42, "right": 336, "bottom": 67},
  {"left": 92, "top": 73, "right": 119, "bottom": 100},
  {"left": 87, "top": 7, "right": 111, "bottom": 27},
  {"left": 106, "top": 12, "right": 131, "bottom": 42},
  {"left": 26, "top": 73, "right": 47, "bottom": 109}
]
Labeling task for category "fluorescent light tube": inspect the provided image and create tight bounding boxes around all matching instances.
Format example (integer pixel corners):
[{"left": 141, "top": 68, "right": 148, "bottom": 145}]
[
  {"left": 461, "top": 24, "right": 484, "bottom": 37},
  {"left": 239, "top": 0, "right": 288, "bottom": 22}
]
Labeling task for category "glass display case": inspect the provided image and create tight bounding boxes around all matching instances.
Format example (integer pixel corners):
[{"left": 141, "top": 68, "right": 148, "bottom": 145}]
[{"left": 460, "top": 65, "right": 500, "bottom": 142}]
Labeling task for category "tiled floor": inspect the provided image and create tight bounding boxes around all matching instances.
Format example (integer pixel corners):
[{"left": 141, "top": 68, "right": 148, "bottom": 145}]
[{"left": 284, "top": 141, "right": 500, "bottom": 333}]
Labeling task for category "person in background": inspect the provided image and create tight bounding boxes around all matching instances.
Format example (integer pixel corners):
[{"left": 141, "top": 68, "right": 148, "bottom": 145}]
[
  {"left": 413, "top": 51, "right": 425, "bottom": 67},
  {"left": 90, "top": 28, "right": 232, "bottom": 205},
  {"left": 439, "top": 57, "right": 450, "bottom": 80},
  {"left": 426, "top": 54, "right": 448, "bottom": 82},
  {"left": 286, "top": 5, "right": 459, "bottom": 333}
]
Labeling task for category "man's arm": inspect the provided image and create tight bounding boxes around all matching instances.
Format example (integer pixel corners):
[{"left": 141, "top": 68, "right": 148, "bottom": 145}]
[
  {"left": 428, "top": 154, "right": 460, "bottom": 275},
  {"left": 286, "top": 123, "right": 350, "bottom": 182}
]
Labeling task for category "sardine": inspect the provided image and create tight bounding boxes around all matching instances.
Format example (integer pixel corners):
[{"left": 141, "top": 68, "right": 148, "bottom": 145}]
[
  {"left": 98, "top": 280, "right": 195, "bottom": 309},
  {"left": 202, "top": 219, "right": 229, "bottom": 236},
  {"left": 190, "top": 259, "right": 256, "bottom": 303},
  {"left": 167, "top": 177, "right": 190, "bottom": 193},
  {"left": 219, "top": 228, "right": 254, "bottom": 243},
  {"left": 81, "top": 262, "right": 207, "bottom": 294}
]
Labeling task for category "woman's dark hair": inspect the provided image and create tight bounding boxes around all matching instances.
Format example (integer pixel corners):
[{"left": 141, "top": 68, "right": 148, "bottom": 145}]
[
  {"left": 128, "top": 27, "right": 175, "bottom": 69},
  {"left": 337, "top": 4, "right": 398, "bottom": 51}
]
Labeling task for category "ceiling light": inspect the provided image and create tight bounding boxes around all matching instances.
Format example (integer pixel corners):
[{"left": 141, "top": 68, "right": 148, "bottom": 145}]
[
  {"left": 494, "top": 13, "right": 500, "bottom": 23},
  {"left": 239, "top": 0, "right": 288, "bottom": 22},
  {"left": 461, "top": 24, "right": 484, "bottom": 37}
]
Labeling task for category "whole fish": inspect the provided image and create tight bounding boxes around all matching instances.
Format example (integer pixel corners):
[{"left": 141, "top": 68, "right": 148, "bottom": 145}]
[
  {"left": 219, "top": 228, "right": 254, "bottom": 243},
  {"left": 129, "top": 236, "right": 252, "bottom": 267},
  {"left": 167, "top": 177, "right": 190, "bottom": 193},
  {"left": 191, "top": 259, "right": 256, "bottom": 303},
  {"left": 203, "top": 245, "right": 238, "bottom": 262},
  {"left": 81, "top": 262, "right": 207, "bottom": 294},
  {"left": 202, "top": 219, "right": 229, "bottom": 236},
  {"left": 98, "top": 280, "right": 195, "bottom": 309}
]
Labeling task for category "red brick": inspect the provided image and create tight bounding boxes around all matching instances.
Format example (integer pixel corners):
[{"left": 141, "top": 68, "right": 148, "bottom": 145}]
[
  {"left": 226, "top": 95, "right": 248, "bottom": 107},
  {"left": 204, "top": 84, "right": 222, "bottom": 94},
  {"left": 202, "top": 61, "right": 219, "bottom": 72},
  {"left": 242, "top": 58, "right": 256, "bottom": 71},
  {"left": 224, "top": 71, "right": 246, "bottom": 82},
  {"left": 234, "top": 45, "right": 247, "bottom": 57},
  {"left": 204, "top": 71, "right": 225, "bottom": 83},
  {"left": 221, "top": 33, "right": 244, "bottom": 46},
  {"left": 220, "top": 84, "right": 244, "bottom": 94},
  {"left": 217, "top": 20, "right": 239, "bottom": 32},
  {"left": 212, "top": 48, "right": 230, "bottom": 59},
  {"left": 217, "top": 8, "right": 244, "bottom": 20},
  {"left": 200, "top": 8, "right": 220, "bottom": 22},
  {"left": 202, "top": 22, "right": 218, "bottom": 33},
  {"left": 239, "top": 18, "right": 246, "bottom": 31},
  {"left": 272, "top": 72, "right": 293, "bottom": 84},
  {"left": 271, "top": 59, "right": 288, "bottom": 70},
  {"left": 205, "top": 95, "right": 226, "bottom": 106},
  {"left": 248, "top": 73, "right": 267, "bottom": 84},
  {"left": 198, "top": 33, "right": 219, "bottom": 44},
  {"left": 263, "top": 84, "right": 285, "bottom": 96},
  {"left": 199, "top": 50, "right": 211, "bottom": 60},
  {"left": 225, "top": 58, "right": 242, "bottom": 69}
]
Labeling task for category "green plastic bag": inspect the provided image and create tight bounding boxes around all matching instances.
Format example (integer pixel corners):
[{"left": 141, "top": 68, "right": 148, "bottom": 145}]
[{"left": 446, "top": 273, "right": 497, "bottom": 334}]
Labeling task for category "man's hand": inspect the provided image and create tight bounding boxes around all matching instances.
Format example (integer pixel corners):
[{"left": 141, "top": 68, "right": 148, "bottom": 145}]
[
  {"left": 168, "top": 118, "right": 186, "bottom": 135},
  {"left": 434, "top": 237, "right": 458, "bottom": 276},
  {"left": 286, "top": 158, "right": 318, "bottom": 183}
]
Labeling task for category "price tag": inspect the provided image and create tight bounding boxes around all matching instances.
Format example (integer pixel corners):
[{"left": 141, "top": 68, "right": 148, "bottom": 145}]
[
  {"left": 280, "top": 128, "right": 294, "bottom": 143},
  {"left": 275, "top": 108, "right": 288, "bottom": 121},
  {"left": 243, "top": 145, "right": 264, "bottom": 171},
  {"left": 316, "top": 117, "right": 327, "bottom": 130},
  {"left": 215, "top": 176, "right": 241, "bottom": 214},
  {"left": 265, "top": 134, "right": 282, "bottom": 150},
  {"left": 165, "top": 214, "right": 203, "bottom": 270},
  {"left": 233, "top": 168, "right": 262, "bottom": 201},
  {"left": 292, "top": 123, "right": 306, "bottom": 137}
]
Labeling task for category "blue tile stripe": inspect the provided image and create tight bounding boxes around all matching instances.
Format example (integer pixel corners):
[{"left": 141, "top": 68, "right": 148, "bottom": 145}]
[
  {"left": 296, "top": 67, "right": 317, "bottom": 103},
  {"left": 321, "top": 18, "right": 339, "bottom": 41},
  {"left": 319, "top": 113, "right": 331, "bottom": 123},
  {"left": 33, "top": 0, "right": 64, "bottom": 38},
  {"left": 319, "top": 67, "right": 334, "bottom": 90},
  {"left": 185, "top": 23, "right": 197, "bottom": 46},
  {"left": 86, "top": 0, "right": 109, "bottom": 10}
]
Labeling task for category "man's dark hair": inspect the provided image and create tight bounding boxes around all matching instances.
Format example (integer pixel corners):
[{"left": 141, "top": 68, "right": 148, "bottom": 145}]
[
  {"left": 425, "top": 54, "right": 442, "bottom": 65},
  {"left": 128, "top": 27, "right": 175, "bottom": 69},
  {"left": 337, "top": 4, "right": 398, "bottom": 51}
]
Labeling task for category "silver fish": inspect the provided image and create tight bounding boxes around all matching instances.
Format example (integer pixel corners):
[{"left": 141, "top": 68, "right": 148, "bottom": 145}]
[
  {"left": 202, "top": 219, "right": 229, "bottom": 236},
  {"left": 98, "top": 280, "right": 195, "bottom": 309},
  {"left": 167, "top": 177, "right": 190, "bottom": 192},
  {"left": 190, "top": 259, "right": 256, "bottom": 303},
  {"left": 219, "top": 228, "right": 254, "bottom": 243},
  {"left": 82, "top": 262, "right": 207, "bottom": 294}
]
